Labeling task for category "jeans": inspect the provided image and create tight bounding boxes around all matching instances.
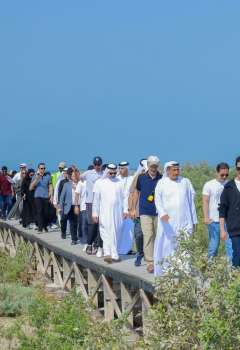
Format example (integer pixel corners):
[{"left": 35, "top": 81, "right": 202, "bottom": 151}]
[
  {"left": 134, "top": 218, "right": 144, "bottom": 255},
  {"left": 230, "top": 235, "right": 240, "bottom": 267},
  {"left": 0, "top": 194, "right": 13, "bottom": 218},
  {"left": 208, "top": 222, "right": 232, "bottom": 260},
  {"left": 78, "top": 210, "right": 88, "bottom": 244}
]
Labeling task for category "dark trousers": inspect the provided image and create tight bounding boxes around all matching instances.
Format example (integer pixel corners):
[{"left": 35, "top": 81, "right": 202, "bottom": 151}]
[
  {"left": 61, "top": 206, "right": 78, "bottom": 242},
  {"left": 78, "top": 210, "right": 88, "bottom": 244},
  {"left": 134, "top": 218, "right": 144, "bottom": 255},
  {"left": 230, "top": 235, "right": 240, "bottom": 267},
  {"left": 35, "top": 198, "right": 49, "bottom": 230},
  {"left": 86, "top": 203, "right": 103, "bottom": 247}
]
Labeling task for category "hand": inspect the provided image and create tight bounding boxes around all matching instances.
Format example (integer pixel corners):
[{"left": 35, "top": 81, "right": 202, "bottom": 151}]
[
  {"left": 23, "top": 194, "right": 26, "bottom": 200},
  {"left": 92, "top": 216, "right": 99, "bottom": 224},
  {"left": 161, "top": 214, "right": 170, "bottom": 223},
  {"left": 123, "top": 212, "right": 128, "bottom": 219},
  {"left": 74, "top": 206, "right": 80, "bottom": 215},
  {"left": 129, "top": 209, "right": 137, "bottom": 220},
  {"left": 49, "top": 196, "right": 53, "bottom": 204},
  {"left": 203, "top": 217, "right": 213, "bottom": 225},
  {"left": 221, "top": 229, "right": 227, "bottom": 241}
]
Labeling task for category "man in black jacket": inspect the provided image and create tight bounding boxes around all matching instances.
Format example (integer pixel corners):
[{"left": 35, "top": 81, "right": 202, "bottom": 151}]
[{"left": 220, "top": 156, "right": 240, "bottom": 266}]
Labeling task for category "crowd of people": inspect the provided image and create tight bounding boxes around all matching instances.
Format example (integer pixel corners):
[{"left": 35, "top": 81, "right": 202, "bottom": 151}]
[{"left": 1, "top": 155, "right": 240, "bottom": 276}]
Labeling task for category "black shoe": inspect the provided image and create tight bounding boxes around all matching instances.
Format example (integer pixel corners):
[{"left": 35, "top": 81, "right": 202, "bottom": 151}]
[
  {"left": 37, "top": 229, "right": 43, "bottom": 234},
  {"left": 61, "top": 234, "right": 66, "bottom": 239},
  {"left": 44, "top": 227, "right": 48, "bottom": 232},
  {"left": 86, "top": 245, "right": 92, "bottom": 255},
  {"left": 71, "top": 240, "right": 77, "bottom": 245}
]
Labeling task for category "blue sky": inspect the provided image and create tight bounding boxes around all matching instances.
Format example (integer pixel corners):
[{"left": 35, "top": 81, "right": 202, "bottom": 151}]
[{"left": 0, "top": 1, "right": 240, "bottom": 170}]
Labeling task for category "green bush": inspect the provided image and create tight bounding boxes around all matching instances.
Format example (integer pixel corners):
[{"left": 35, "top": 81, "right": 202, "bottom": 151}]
[{"left": 0, "top": 283, "right": 35, "bottom": 317}]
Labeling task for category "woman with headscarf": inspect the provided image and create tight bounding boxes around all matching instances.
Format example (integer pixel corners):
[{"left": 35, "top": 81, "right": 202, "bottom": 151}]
[{"left": 21, "top": 168, "right": 36, "bottom": 228}]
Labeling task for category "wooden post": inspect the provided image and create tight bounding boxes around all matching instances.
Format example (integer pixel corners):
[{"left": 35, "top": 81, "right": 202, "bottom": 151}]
[
  {"left": 103, "top": 276, "right": 115, "bottom": 322},
  {"left": 62, "top": 257, "right": 72, "bottom": 290},
  {"left": 87, "top": 269, "right": 99, "bottom": 307},
  {"left": 121, "top": 282, "right": 134, "bottom": 326}
]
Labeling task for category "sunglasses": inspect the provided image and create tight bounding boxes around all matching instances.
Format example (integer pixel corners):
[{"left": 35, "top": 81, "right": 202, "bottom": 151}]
[
  {"left": 39, "top": 167, "right": 46, "bottom": 170},
  {"left": 237, "top": 167, "right": 240, "bottom": 171},
  {"left": 220, "top": 173, "right": 229, "bottom": 178},
  {"left": 109, "top": 172, "right": 117, "bottom": 175}
]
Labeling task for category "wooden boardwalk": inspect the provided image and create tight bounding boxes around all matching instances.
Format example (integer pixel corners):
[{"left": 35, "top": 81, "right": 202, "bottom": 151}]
[{"left": 0, "top": 219, "right": 154, "bottom": 331}]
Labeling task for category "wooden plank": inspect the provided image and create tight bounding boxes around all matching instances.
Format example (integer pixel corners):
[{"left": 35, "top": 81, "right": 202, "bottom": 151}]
[
  {"left": 62, "top": 258, "right": 72, "bottom": 290},
  {"left": 87, "top": 269, "right": 99, "bottom": 307},
  {"left": 51, "top": 252, "right": 64, "bottom": 288},
  {"left": 73, "top": 262, "right": 88, "bottom": 300},
  {"left": 120, "top": 282, "right": 134, "bottom": 326},
  {"left": 102, "top": 275, "right": 122, "bottom": 320}
]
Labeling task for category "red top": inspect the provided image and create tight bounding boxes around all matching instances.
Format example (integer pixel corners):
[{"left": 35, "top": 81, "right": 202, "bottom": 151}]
[{"left": 0, "top": 175, "right": 12, "bottom": 196}]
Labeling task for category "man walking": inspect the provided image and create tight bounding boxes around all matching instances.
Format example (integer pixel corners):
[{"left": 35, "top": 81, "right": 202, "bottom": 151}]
[
  {"left": 0, "top": 166, "right": 13, "bottom": 219},
  {"left": 154, "top": 161, "right": 197, "bottom": 276},
  {"left": 220, "top": 156, "right": 240, "bottom": 267},
  {"left": 202, "top": 162, "right": 232, "bottom": 260},
  {"left": 131, "top": 156, "right": 162, "bottom": 273},
  {"left": 30, "top": 163, "right": 53, "bottom": 232},
  {"left": 92, "top": 164, "right": 128, "bottom": 263},
  {"left": 81, "top": 156, "right": 103, "bottom": 255}
]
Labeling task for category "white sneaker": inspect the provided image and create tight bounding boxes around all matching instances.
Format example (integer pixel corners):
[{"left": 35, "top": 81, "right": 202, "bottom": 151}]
[
  {"left": 50, "top": 224, "right": 58, "bottom": 230},
  {"left": 96, "top": 247, "right": 103, "bottom": 258},
  {"left": 82, "top": 244, "right": 88, "bottom": 252}
]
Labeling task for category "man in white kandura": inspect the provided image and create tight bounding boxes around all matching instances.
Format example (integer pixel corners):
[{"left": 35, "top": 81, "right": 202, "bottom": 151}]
[
  {"left": 92, "top": 164, "right": 128, "bottom": 264},
  {"left": 154, "top": 161, "right": 197, "bottom": 276},
  {"left": 117, "top": 161, "right": 134, "bottom": 254}
]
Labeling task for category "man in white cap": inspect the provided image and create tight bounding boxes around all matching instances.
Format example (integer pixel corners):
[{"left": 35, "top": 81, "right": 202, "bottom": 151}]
[
  {"left": 12, "top": 163, "right": 27, "bottom": 184},
  {"left": 131, "top": 156, "right": 162, "bottom": 273},
  {"left": 117, "top": 161, "right": 134, "bottom": 254},
  {"left": 154, "top": 161, "right": 197, "bottom": 276},
  {"left": 92, "top": 164, "right": 128, "bottom": 263}
]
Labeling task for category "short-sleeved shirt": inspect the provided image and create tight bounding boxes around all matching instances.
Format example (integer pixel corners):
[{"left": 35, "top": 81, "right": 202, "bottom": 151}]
[
  {"left": 202, "top": 179, "right": 228, "bottom": 222},
  {"left": 32, "top": 174, "right": 51, "bottom": 199},
  {"left": 136, "top": 172, "right": 162, "bottom": 216},
  {"left": 81, "top": 169, "right": 103, "bottom": 203}
]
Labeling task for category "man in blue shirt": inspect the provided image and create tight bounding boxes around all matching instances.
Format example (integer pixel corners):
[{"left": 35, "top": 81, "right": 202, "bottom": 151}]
[
  {"left": 132, "top": 156, "right": 162, "bottom": 273},
  {"left": 30, "top": 163, "right": 53, "bottom": 233}
]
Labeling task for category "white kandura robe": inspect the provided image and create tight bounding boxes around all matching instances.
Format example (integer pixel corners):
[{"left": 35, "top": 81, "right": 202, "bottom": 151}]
[
  {"left": 92, "top": 177, "right": 127, "bottom": 260},
  {"left": 154, "top": 176, "right": 197, "bottom": 277},
  {"left": 117, "top": 175, "right": 134, "bottom": 254}
]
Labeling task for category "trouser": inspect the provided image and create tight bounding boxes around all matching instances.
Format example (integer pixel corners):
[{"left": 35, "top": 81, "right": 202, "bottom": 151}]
[
  {"left": 61, "top": 206, "right": 78, "bottom": 242},
  {"left": 0, "top": 194, "right": 13, "bottom": 218},
  {"left": 208, "top": 222, "right": 232, "bottom": 259},
  {"left": 34, "top": 198, "right": 49, "bottom": 230},
  {"left": 140, "top": 215, "right": 158, "bottom": 263},
  {"left": 78, "top": 210, "right": 88, "bottom": 244},
  {"left": 230, "top": 235, "right": 240, "bottom": 267},
  {"left": 86, "top": 203, "right": 103, "bottom": 247},
  {"left": 134, "top": 218, "right": 144, "bottom": 255}
]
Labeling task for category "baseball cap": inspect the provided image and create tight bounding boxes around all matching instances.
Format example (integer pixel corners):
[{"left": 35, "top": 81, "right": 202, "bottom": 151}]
[
  {"left": 93, "top": 156, "right": 103, "bottom": 166},
  {"left": 58, "top": 161, "right": 66, "bottom": 168}
]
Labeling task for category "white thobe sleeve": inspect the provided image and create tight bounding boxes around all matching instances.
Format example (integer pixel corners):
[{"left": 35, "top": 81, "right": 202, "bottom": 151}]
[
  {"left": 53, "top": 180, "right": 60, "bottom": 206},
  {"left": 155, "top": 180, "right": 168, "bottom": 218},
  {"left": 187, "top": 179, "right": 198, "bottom": 225},
  {"left": 92, "top": 186, "right": 100, "bottom": 217}
]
